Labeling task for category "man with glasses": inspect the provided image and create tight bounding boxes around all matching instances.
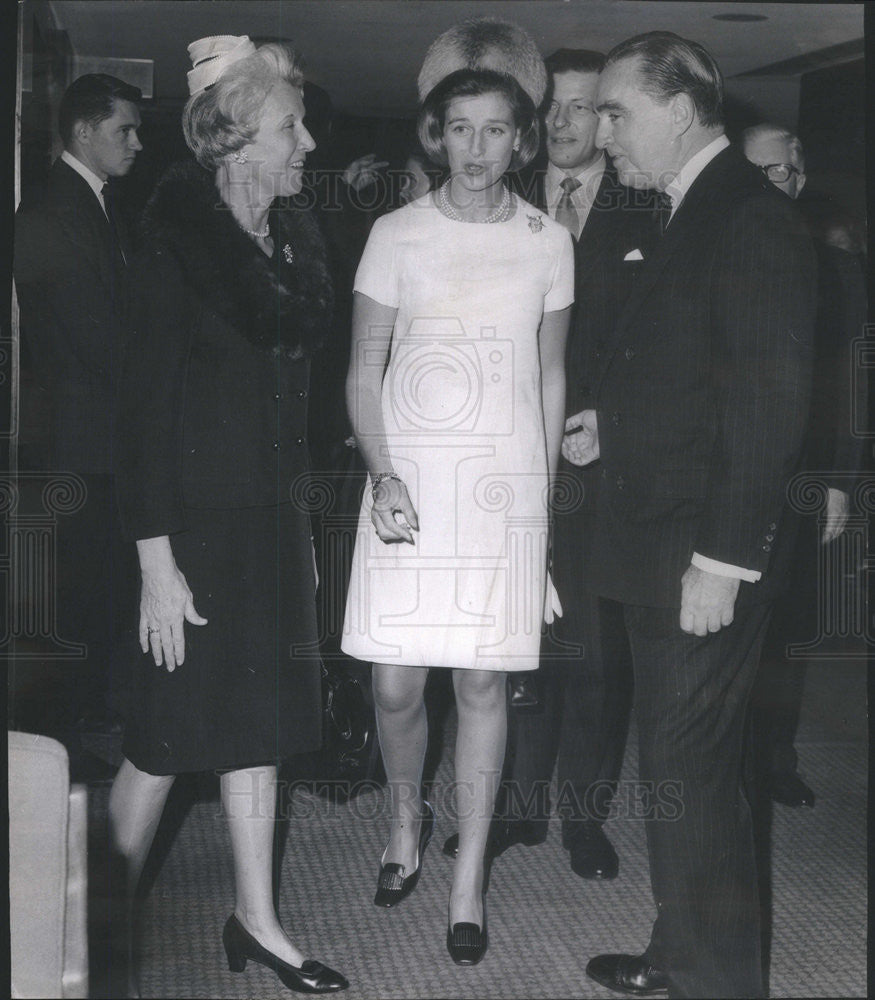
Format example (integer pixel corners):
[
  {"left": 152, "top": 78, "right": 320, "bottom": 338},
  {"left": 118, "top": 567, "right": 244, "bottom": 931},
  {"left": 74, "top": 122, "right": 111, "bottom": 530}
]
[
  {"left": 742, "top": 123, "right": 866, "bottom": 812},
  {"left": 742, "top": 123, "right": 807, "bottom": 199}
]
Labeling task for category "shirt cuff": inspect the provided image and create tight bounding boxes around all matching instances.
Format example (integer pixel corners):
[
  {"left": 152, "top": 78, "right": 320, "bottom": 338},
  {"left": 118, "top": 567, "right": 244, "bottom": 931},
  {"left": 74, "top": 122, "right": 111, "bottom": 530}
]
[{"left": 691, "top": 552, "right": 761, "bottom": 583}]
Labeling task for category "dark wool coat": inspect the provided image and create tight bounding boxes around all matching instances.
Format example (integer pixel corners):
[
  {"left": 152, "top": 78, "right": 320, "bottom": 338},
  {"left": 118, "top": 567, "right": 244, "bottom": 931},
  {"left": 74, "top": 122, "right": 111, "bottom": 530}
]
[{"left": 116, "top": 161, "right": 333, "bottom": 540}]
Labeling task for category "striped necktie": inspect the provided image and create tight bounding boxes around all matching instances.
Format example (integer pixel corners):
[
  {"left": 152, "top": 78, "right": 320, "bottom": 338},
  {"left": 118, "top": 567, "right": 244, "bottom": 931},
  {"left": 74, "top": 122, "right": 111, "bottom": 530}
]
[{"left": 555, "top": 176, "right": 582, "bottom": 239}]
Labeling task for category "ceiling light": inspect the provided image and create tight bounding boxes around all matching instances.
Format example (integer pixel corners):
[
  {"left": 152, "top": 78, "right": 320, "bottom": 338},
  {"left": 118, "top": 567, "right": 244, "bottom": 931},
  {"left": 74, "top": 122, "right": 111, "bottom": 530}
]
[{"left": 712, "top": 13, "right": 769, "bottom": 21}]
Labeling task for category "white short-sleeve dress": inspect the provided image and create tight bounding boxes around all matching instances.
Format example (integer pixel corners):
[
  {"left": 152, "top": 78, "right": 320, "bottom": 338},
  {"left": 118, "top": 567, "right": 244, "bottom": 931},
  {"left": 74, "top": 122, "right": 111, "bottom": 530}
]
[{"left": 341, "top": 193, "right": 574, "bottom": 671}]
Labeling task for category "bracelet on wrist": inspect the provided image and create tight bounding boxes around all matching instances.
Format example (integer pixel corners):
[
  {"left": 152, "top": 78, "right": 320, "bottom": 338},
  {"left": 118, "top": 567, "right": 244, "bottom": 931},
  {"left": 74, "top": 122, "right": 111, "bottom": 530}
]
[{"left": 371, "top": 471, "right": 402, "bottom": 502}]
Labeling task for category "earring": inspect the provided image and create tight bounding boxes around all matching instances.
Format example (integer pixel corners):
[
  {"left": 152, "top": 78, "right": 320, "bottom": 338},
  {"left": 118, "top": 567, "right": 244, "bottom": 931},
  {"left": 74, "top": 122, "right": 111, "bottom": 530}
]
[
  {"left": 232, "top": 149, "right": 248, "bottom": 164},
  {"left": 513, "top": 143, "right": 520, "bottom": 152}
]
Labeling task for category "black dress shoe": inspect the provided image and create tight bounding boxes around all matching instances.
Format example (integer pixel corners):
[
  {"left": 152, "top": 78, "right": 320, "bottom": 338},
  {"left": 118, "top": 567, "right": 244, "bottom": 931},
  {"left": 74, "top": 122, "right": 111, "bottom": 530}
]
[
  {"left": 768, "top": 770, "right": 815, "bottom": 808},
  {"left": 586, "top": 953, "right": 668, "bottom": 996},
  {"left": 374, "top": 801, "right": 435, "bottom": 907},
  {"left": 442, "top": 819, "right": 546, "bottom": 860},
  {"left": 222, "top": 915, "right": 348, "bottom": 993},
  {"left": 508, "top": 672, "right": 542, "bottom": 712},
  {"left": 568, "top": 822, "right": 619, "bottom": 880},
  {"left": 447, "top": 905, "right": 488, "bottom": 966}
]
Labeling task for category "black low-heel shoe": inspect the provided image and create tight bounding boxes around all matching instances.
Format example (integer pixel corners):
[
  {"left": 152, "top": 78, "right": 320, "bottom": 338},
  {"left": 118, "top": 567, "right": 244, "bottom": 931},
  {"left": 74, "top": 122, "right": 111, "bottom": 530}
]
[
  {"left": 222, "top": 915, "right": 349, "bottom": 994},
  {"left": 447, "top": 906, "right": 488, "bottom": 966},
  {"left": 373, "top": 801, "right": 435, "bottom": 907}
]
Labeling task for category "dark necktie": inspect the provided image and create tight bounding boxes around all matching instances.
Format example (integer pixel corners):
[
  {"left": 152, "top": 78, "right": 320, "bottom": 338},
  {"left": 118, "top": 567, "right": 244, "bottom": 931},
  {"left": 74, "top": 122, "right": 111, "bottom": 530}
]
[
  {"left": 555, "top": 176, "right": 582, "bottom": 239},
  {"left": 102, "top": 182, "right": 129, "bottom": 264},
  {"left": 654, "top": 191, "right": 673, "bottom": 236}
]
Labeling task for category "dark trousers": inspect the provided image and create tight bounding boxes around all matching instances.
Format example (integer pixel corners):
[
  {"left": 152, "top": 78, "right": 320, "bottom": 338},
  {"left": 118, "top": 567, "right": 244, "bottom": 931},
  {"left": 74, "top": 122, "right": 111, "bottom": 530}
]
[
  {"left": 500, "top": 592, "right": 633, "bottom": 843},
  {"left": 751, "top": 513, "right": 821, "bottom": 780},
  {"left": 627, "top": 601, "right": 771, "bottom": 1000}
]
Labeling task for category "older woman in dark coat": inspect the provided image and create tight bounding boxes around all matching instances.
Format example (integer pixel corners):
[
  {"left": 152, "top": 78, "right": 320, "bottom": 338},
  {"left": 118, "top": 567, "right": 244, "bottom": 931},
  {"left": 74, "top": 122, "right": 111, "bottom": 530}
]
[{"left": 109, "top": 36, "right": 347, "bottom": 996}]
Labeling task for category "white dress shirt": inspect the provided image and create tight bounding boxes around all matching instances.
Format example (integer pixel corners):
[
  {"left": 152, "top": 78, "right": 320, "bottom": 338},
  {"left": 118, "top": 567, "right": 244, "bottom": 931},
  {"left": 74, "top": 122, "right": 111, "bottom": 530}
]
[
  {"left": 61, "top": 150, "right": 109, "bottom": 218},
  {"left": 545, "top": 153, "right": 606, "bottom": 239},
  {"left": 662, "top": 134, "right": 730, "bottom": 223}
]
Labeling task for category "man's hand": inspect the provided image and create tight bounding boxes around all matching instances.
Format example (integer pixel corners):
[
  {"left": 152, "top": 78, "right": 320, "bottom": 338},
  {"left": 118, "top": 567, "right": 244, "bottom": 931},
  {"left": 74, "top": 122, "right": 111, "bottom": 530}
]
[
  {"left": 341, "top": 153, "right": 389, "bottom": 193},
  {"left": 822, "top": 487, "right": 849, "bottom": 544},
  {"left": 561, "top": 409, "right": 600, "bottom": 466},
  {"left": 680, "top": 565, "right": 740, "bottom": 636}
]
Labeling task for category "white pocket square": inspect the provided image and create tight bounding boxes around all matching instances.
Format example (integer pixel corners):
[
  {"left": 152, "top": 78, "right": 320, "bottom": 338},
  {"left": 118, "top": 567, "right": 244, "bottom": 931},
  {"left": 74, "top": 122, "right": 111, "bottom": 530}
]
[{"left": 623, "top": 248, "right": 644, "bottom": 261}]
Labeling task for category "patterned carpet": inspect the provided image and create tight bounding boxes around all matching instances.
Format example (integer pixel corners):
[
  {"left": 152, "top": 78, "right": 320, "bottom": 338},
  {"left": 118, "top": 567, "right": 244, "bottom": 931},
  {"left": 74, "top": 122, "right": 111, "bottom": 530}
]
[{"left": 84, "top": 657, "right": 867, "bottom": 1000}]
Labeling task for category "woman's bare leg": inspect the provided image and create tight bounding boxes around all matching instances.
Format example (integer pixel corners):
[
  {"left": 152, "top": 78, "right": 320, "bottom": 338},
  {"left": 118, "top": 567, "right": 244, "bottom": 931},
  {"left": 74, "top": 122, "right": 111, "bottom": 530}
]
[
  {"left": 372, "top": 662, "right": 429, "bottom": 872},
  {"left": 450, "top": 668, "right": 507, "bottom": 928},
  {"left": 222, "top": 764, "right": 307, "bottom": 967},
  {"left": 108, "top": 757, "right": 177, "bottom": 997}
]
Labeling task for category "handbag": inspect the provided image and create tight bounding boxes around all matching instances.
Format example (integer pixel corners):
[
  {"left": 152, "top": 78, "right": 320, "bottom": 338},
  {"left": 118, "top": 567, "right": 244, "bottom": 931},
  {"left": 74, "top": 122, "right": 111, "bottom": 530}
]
[{"left": 314, "top": 660, "right": 385, "bottom": 801}]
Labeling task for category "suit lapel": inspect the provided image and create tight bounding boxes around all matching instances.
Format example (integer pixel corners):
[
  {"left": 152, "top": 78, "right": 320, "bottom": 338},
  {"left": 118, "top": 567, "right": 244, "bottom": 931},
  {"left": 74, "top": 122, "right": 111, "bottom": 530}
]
[
  {"left": 601, "top": 147, "right": 735, "bottom": 364},
  {"left": 52, "top": 159, "right": 127, "bottom": 279}
]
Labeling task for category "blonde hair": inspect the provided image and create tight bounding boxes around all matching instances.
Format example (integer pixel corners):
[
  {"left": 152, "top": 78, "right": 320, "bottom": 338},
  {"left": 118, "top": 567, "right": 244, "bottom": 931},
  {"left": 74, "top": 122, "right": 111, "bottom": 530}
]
[{"left": 182, "top": 42, "right": 303, "bottom": 169}]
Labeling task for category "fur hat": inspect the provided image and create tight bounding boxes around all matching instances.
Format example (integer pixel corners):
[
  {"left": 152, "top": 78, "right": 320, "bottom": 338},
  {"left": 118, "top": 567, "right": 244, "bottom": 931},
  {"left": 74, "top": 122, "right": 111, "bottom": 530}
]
[{"left": 417, "top": 16, "right": 547, "bottom": 106}]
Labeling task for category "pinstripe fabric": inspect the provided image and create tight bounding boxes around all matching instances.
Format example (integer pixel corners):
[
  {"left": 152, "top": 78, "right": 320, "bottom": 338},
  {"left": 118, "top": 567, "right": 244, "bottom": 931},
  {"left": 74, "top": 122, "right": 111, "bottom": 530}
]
[
  {"left": 585, "top": 146, "right": 817, "bottom": 609},
  {"left": 628, "top": 602, "right": 771, "bottom": 999},
  {"left": 580, "top": 147, "right": 816, "bottom": 998}
]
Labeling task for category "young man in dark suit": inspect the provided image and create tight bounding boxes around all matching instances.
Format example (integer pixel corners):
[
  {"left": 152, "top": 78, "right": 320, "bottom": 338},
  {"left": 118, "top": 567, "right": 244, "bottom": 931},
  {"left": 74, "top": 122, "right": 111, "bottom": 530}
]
[
  {"left": 14, "top": 74, "right": 143, "bottom": 758},
  {"left": 578, "top": 34, "right": 816, "bottom": 998},
  {"left": 503, "top": 49, "right": 647, "bottom": 880}
]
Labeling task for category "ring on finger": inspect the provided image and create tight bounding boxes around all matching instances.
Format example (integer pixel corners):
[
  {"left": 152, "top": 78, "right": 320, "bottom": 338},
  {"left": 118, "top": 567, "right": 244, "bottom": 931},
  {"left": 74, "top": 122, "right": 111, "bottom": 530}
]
[{"left": 147, "top": 626, "right": 160, "bottom": 634}]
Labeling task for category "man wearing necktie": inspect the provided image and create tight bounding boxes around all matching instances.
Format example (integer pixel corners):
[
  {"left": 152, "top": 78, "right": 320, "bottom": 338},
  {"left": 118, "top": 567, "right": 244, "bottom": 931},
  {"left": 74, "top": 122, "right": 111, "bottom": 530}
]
[
  {"left": 512, "top": 48, "right": 651, "bottom": 882},
  {"left": 14, "top": 74, "right": 143, "bottom": 763},
  {"left": 578, "top": 34, "right": 816, "bottom": 998},
  {"left": 444, "top": 48, "right": 653, "bottom": 886}
]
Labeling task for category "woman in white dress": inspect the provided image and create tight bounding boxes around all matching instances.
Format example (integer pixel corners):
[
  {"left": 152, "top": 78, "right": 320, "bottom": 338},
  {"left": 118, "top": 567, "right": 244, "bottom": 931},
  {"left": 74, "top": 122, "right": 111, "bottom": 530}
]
[{"left": 342, "top": 68, "right": 573, "bottom": 963}]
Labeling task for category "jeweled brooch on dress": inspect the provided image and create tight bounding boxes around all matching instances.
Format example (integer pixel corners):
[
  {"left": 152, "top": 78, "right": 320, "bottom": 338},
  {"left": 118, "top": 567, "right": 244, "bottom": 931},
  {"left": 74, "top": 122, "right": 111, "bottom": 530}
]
[
  {"left": 527, "top": 214, "right": 544, "bottom": 233},
  {"left": 282, "top": 243, "right": 295, "bottom": 263}
]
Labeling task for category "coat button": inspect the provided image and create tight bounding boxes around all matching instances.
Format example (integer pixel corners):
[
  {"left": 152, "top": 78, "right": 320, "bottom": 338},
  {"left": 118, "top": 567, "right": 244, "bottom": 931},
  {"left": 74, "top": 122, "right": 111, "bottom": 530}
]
[
  {"left": 274, "top": 392, "right": 281, "bottom": 400},
  {"left": 765, "top": 534, "right": 774, "bottom": 542},
  {"left": 762, "top": 543, "right": 771, "bottom": 552},
  {"left": 624, "top": 347, "right": 635, "bottom": 360},
  {"left": 611, "top": 412, "right": 622, "bottom": 426},
  {"left": 769, "top": 522, "right": 777, "bottom": 531},
  {"left": 298, "top": 389, "right": 308, "bottom": 399},
  {"left": 295, "top": 437, "right": 305, "bottom": 446},
  {"left": 616, "top": 476, "right": 625, "bottom": 490},
  {"left": 272, "top": 441, "right": 279, "bottom": 450}
]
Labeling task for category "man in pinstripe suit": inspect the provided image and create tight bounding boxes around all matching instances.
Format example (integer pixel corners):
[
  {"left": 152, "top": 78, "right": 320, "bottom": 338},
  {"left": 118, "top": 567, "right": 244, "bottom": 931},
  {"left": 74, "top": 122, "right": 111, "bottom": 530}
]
[{"left": 575, "top": 33, "right": 817, "bottom": 998}]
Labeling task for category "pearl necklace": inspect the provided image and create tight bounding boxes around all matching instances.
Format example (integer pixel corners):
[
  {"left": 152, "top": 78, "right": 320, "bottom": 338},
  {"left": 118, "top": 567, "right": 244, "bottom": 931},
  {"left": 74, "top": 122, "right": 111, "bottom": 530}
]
[
  {"left": 239, "top": 221, "right": 270, "bottom": 238},
  {"left": 438, "top": 180, "right": 511, "bottom": 224}
]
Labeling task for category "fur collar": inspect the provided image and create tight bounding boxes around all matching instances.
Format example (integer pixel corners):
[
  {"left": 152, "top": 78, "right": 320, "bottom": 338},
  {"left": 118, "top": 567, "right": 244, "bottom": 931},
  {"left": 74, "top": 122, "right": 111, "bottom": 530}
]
[{"left": 138, "top": 160, "right": 332, "bottom": 358}]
